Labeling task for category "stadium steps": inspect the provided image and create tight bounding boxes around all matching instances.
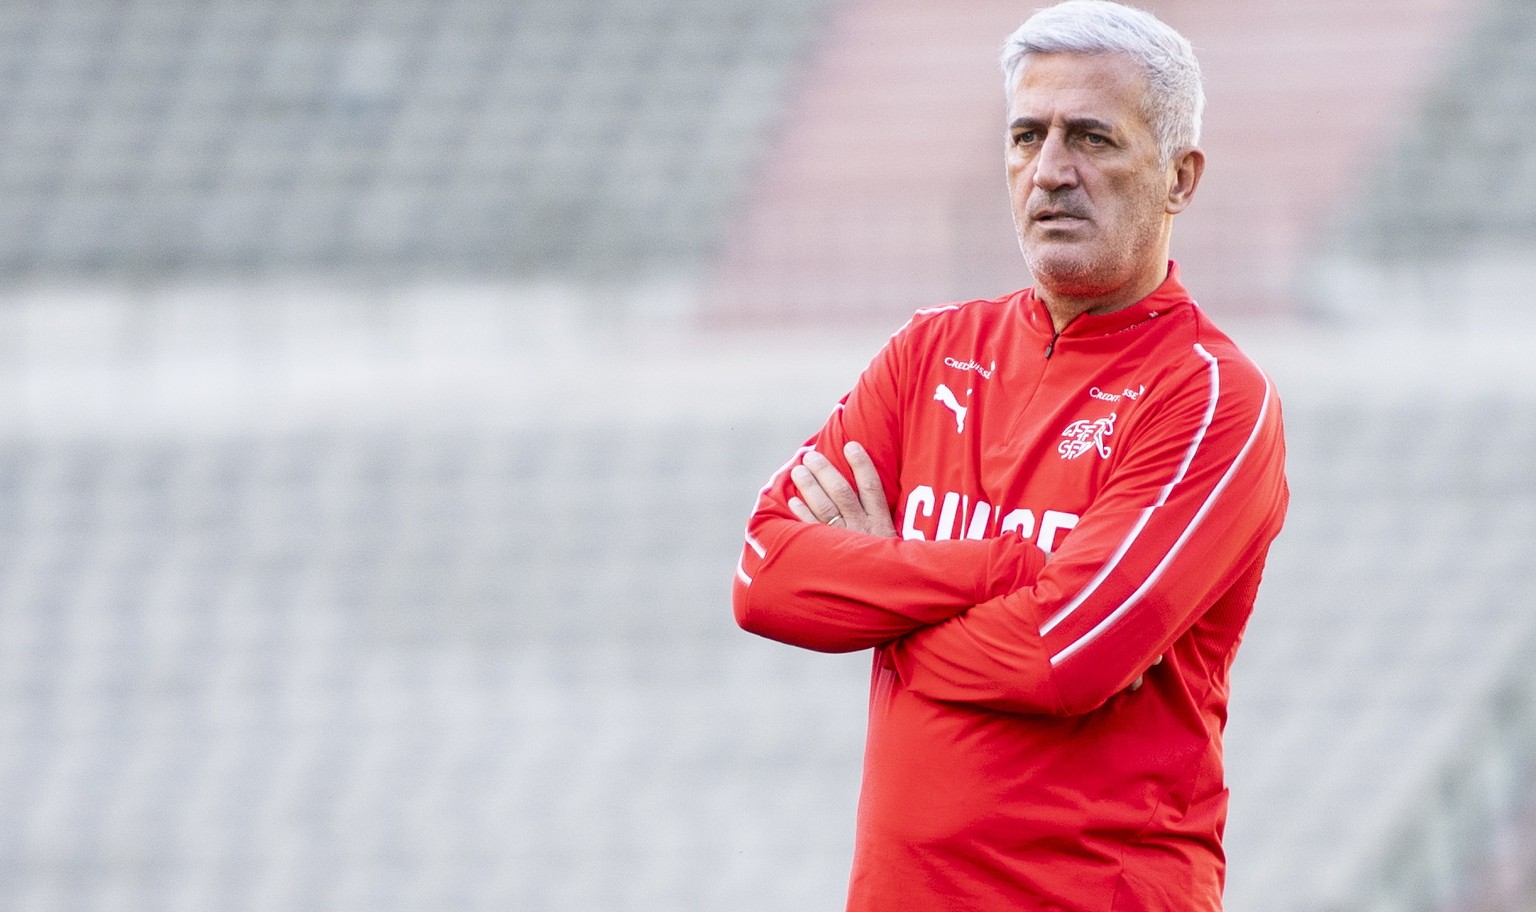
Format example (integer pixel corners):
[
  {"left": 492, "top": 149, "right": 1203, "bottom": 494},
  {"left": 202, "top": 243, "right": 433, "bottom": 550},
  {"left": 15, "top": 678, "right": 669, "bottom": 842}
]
[
  {"left": 0, "top": 0, "right": 831, "bottom": 282},
  {"left": 1314, "top": 0, "right": 1536, "bottom": 321}
]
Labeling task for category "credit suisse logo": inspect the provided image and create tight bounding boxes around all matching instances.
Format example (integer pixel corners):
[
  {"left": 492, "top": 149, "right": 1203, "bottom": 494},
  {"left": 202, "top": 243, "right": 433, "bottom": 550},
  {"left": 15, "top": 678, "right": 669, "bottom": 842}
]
[{"left": 1056, "top": 385, "right": 1140, "bottom": 460}]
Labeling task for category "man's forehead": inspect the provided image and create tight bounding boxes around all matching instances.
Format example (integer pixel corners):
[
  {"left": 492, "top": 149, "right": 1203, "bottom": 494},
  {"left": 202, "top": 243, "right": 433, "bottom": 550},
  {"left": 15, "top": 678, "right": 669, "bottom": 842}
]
[{"left": 1006, "top": 51, "right": 1148, "bottom": 120}]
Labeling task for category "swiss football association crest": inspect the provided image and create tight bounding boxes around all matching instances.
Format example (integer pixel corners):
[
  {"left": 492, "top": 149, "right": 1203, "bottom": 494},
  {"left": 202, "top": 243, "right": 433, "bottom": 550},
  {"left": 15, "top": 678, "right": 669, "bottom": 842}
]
[{"left": 1058, "top": 412, "right": 1116, "bottom": 459}]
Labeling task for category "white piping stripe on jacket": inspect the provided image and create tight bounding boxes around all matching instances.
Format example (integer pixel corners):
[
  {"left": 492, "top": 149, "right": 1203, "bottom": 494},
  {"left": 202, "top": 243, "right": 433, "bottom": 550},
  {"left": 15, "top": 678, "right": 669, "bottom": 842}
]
[
  {"left": 736, "top": 419, "right": 835, "bottom": 587},
  {"left": 1050, "top": 346, "right": 1276, "bottom": 666},
  {"left": 891, "top": 303, "right": 962, "bottom": 341},
  {"left": 1039, "top": 343, "right": 1222, "bottom": 637}
]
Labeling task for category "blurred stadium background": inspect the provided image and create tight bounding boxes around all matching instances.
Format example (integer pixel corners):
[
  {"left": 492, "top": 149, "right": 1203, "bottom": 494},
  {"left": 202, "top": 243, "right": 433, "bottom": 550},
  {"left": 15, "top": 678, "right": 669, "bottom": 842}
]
[{"left": 0, "top": 0, "right": 1534, "bottom": 910}]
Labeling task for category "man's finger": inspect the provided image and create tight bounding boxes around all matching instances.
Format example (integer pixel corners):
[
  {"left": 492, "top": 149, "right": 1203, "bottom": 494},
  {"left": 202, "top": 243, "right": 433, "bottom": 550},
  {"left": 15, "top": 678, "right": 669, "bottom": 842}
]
[
  {"left": 790, "top": 464, "right": 839, "bottom": 522},
  {"left": 787, "top": 446, "right": 895, "bottom": 537},
  {"left": 843, "top": 441, "right": 897, "bottom": 538},
  {"left": 803, "top": 450, "right": 864, "bottom": 517},
  {"left": 1128, "top": 655, "right": 1165, "bottom": 693},
  {"left": 844, "top": 442, "right": 888, "bottom": 514}
]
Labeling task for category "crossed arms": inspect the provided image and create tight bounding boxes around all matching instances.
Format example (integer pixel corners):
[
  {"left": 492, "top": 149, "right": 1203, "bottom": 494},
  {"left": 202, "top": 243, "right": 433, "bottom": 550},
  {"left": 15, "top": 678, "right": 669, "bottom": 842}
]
[{"left": 732, "top": 342, "right": 1288, "bottom": 716}]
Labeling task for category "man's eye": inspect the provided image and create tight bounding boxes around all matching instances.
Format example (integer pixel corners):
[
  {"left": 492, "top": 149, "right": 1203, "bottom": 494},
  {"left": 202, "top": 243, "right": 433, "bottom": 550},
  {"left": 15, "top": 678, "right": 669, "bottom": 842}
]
[
  {"left": 1013, "top": 131, "right": 1037, "bottom": 145},
  {"left": 1084, "top": 133, "right": 1108, "bottom": 146}
]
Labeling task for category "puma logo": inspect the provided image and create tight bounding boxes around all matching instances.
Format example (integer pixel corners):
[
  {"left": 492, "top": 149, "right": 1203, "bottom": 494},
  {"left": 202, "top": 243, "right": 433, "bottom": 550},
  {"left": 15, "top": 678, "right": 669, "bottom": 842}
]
[{"left": 934, "top": 383, "right": 969, "bottom": 433}]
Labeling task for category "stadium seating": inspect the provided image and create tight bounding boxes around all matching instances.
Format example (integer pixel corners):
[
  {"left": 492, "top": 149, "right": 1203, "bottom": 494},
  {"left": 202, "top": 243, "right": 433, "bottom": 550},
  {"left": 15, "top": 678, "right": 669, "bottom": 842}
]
[
  {"left": 0, "top": 0, "right": 829, "bottom": 281},
  {"left": 1320, "top": 0, "right": 1536, "bottom": 279}
]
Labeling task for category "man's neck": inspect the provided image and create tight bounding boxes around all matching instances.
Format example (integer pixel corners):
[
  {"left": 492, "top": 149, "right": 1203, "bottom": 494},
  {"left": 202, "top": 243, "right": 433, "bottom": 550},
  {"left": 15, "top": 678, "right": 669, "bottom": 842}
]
[{"left": 1039, "top": 262, "right": 1170, "bottom": 334}]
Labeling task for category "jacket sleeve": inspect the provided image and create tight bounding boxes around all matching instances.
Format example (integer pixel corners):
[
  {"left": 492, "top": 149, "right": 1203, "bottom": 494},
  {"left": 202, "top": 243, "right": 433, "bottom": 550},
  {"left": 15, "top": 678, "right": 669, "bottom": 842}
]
[
  {"left": 887, "top": 346, "right": 1289, "bottom": 714},
  {"left": 732, "top": 321, "right": 1048, "bottom": 653}
]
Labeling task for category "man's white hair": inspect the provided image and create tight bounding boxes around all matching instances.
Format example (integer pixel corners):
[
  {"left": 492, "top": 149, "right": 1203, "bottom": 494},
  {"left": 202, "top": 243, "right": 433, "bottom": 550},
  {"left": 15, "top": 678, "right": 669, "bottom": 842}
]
[{"left": 1000, "top": 0, "right": 1204, "bottom": 165}]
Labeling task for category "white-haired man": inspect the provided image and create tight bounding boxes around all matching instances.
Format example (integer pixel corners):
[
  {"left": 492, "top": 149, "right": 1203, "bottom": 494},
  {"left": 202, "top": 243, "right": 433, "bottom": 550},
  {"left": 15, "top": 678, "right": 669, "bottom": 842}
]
[{"left": 733, "top": 2, "right": 1288, "bottom": 909}]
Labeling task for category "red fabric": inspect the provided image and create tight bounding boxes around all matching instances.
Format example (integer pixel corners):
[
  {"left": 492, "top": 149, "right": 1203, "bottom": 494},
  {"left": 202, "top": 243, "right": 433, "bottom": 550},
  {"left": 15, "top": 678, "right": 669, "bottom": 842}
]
[{"left": 733, "top": 265, "right": 1289, "bottom": 911}]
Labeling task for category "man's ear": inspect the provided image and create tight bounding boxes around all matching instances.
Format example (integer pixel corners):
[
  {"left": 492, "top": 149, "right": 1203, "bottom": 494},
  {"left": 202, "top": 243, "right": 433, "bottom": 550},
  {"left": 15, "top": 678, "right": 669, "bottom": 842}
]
[{"left": 1165, "top": 146, "right": 1205, "bottom": 216}]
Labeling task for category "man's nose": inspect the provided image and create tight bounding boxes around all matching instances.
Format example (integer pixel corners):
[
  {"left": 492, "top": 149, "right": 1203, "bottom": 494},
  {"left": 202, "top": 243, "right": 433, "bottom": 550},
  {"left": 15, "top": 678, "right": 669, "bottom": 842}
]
[{"left": 1032, "top": 133, "right": 1078, "bottom": 190}]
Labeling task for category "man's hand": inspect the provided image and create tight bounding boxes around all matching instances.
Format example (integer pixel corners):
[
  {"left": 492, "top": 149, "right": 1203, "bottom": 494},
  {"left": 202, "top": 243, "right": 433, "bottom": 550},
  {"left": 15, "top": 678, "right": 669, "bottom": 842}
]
[
  {"left": 789, "top": 440, "right": 1158, "bottom": 692},
  {"left": 1127, "top": 655, "right": 1164, "bottom": 691},
  {"left": 787, "top": 442, "right": 898, "bottom": 538}
]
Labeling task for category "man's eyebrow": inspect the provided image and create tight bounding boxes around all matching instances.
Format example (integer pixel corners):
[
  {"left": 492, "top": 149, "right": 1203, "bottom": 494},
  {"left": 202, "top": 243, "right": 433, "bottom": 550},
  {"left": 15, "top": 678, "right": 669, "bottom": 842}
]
[
  {"left": 1007, "top": 116, "right": 1118, "bottom": 133},
  {"left": 1066, "top": 116, "right": 1116, "bottom": 134}
]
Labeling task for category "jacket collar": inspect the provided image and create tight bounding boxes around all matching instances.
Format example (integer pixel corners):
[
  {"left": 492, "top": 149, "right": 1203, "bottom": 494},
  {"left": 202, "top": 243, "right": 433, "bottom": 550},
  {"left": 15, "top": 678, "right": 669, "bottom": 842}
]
[{"left": 1022, "top": 261, "right": 1192, "bottom": 341}]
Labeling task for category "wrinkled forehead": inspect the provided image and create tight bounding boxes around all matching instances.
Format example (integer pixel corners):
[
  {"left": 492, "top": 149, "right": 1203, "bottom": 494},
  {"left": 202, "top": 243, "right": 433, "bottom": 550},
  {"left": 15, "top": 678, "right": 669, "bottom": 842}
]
[{"left": 1005, "top": 51, "right": 1151, "bottom": 128}]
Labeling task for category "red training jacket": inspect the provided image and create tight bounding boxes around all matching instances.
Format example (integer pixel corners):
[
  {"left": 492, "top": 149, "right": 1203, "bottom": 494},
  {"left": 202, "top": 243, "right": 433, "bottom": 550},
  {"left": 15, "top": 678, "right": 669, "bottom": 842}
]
[{"left": 733, "top": 265, "right": 1289, "bottom": 911}]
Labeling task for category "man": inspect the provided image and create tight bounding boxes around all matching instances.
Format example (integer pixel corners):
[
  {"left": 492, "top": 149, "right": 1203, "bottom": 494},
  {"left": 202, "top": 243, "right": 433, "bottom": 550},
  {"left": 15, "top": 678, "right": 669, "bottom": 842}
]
[{"left": 732, "top": 1, "right": 1288, "bottom": 910}]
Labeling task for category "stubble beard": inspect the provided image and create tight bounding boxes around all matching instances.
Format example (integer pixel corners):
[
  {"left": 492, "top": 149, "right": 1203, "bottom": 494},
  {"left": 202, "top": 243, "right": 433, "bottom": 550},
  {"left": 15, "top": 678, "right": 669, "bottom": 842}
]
[
  {"left": 1023, "top": 241, "right": 1112, "bottom": 300},
  {"left": 1016, "top": 189, "right": 1168, "bottom": 305}
]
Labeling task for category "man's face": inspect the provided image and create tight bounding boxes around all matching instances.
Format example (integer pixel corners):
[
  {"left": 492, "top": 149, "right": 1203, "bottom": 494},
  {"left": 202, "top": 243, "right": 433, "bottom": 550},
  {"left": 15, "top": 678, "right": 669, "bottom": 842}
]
[{"left": 1005, "top": 52, "right": 1178, "bottom": 305}]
